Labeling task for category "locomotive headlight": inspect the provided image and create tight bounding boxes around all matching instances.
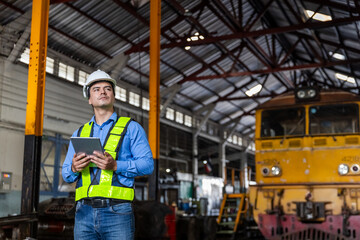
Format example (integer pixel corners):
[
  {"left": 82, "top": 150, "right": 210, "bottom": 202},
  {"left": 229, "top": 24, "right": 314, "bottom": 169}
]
[
  {"left": 296, "top": 90, "right": 306, "bottom": 99},
  {"left": 271, "top": 166, "right": 281, "bottom": 176},
  {"left": 338, "top": 164, "right": 349, "bottom": 175},
  {"left": 308, "top": 89, "right": 316, "bottom": 98},
  {"left": 295, "top": 87, "right": 319, "bottom": 102}
]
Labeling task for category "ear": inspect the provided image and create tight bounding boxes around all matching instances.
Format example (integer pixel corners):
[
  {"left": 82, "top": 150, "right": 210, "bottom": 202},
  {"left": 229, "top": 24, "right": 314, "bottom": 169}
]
[{"left": 88, "top": 98, "right": 92, "bottom": 105}]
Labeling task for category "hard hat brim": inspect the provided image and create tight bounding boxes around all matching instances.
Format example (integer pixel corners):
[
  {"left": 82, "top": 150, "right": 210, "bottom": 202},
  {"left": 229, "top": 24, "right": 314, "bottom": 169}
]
[{"left": 83, "top": 69, "right": 117, "bottom": 99}]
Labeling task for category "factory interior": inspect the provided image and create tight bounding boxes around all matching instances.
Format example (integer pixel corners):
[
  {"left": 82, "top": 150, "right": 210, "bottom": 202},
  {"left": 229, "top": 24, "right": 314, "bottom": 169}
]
[{"left": 1, "top": 0, "right": 360, "bottom": 239}]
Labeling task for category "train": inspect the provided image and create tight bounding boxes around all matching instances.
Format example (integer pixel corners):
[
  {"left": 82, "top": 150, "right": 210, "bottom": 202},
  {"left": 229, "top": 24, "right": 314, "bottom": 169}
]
[{"left": 249, "top": 88, "right": 360, "bottom": 240}]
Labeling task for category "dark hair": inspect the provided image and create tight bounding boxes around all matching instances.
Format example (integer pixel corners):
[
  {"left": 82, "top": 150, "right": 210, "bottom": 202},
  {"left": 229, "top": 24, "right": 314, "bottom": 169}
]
[{"left": 88, "top": 80, "right": 115, "bottom": 99}]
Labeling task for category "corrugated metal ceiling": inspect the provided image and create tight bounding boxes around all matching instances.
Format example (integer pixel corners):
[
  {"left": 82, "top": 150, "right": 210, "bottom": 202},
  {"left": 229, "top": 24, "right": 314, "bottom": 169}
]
[{"left": 1, "top": 0, "right": 360, "bottom": 138}]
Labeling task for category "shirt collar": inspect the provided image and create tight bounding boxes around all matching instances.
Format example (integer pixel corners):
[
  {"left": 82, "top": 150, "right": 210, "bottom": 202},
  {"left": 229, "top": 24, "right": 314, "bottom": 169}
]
[{"left": 88, "top": 112, "right": 118, "bottom": 126}]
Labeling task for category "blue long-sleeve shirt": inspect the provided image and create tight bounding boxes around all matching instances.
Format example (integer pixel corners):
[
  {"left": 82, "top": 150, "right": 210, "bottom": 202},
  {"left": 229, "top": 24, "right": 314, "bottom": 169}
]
[{"left": 62, "top": 112, "right": 154, "bottom": 188}]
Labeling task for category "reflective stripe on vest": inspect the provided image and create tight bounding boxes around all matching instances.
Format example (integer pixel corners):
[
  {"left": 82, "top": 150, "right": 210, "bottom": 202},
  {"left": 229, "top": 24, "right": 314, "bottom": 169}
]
[{"left": 75, "top": 117, "right": 134, "bottom": 201}]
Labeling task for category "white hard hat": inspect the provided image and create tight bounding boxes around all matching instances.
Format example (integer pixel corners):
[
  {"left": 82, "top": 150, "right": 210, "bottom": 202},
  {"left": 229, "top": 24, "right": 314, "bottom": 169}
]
[{"left": 82, "top": 70, "right": 116, "bottom": 98}]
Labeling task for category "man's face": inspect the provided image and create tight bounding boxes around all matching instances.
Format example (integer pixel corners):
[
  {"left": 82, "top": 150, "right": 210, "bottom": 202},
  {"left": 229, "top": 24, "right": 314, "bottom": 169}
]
[{"left": 88, "top": 81, "right": 115, "bottom": 109}]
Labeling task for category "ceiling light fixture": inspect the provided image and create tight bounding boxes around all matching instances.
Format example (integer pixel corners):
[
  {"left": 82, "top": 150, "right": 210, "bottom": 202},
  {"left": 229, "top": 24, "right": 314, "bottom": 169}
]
[
  {"left": 185, "top": 32, "right": 204, "bottom": 46},
  {"left": 329, "top": 51, "right": 345, "bottom": 60},
  {"left": 335, "top": 73, "right": 355, "bottom": 84},
  {"left": 305, "top": 10, "right": 332, "bottom": 22},
  {"left": 245, "top": 84, "right": 262, "bottom": 97}
]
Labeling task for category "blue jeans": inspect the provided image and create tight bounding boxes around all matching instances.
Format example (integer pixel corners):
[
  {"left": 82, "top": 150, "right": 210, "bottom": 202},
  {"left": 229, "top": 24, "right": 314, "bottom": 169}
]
[{"left": 74, "top": 201, "right": 134, "bottom": 240}]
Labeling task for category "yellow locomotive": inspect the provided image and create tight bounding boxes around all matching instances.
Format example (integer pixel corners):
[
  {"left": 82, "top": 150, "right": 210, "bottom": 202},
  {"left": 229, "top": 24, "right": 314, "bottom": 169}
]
[{"left": 249, "top": 88, "right": 360, "bottom": 240}]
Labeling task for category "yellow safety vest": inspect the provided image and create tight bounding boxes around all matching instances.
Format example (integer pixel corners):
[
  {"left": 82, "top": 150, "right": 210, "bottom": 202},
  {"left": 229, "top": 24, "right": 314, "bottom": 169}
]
[{"left": 75, "top": 117, "right": 135, "bottom": 201}]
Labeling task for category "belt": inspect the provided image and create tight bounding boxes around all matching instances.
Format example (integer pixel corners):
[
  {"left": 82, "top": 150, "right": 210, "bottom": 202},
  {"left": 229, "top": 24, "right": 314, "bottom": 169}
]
[{"left": 81, "top": 198, "right": 131, "bottom": 208}]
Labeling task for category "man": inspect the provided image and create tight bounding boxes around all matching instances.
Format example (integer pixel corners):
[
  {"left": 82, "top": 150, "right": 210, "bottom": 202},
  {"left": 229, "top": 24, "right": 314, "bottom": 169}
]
[{"left": 62, "top": 70, "right": 154, "bottom": 240}]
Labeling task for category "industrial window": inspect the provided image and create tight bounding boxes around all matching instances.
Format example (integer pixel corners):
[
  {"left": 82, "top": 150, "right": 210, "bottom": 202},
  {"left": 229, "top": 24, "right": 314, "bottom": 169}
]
[
  {"left": 66, "top": 66, "right": 74, "bottom": 82},
  {"left": 309, "top": 104, "right": 359, "bottom": 135},
  {"left": 261, "top": 107, "right": 305, "bottom": 137},
  {"left": 213, "top": 126, "right": 219, "bottom": 136},
  {"left": 176, "top": 111, "right": 183, "bottom": 124},
  {"left": 249, "top": 142, "right": 255, "bottom": 151},
  {"left": 238, "top": 137, "right": 243, "bottom": 146},
  {"left": 166, "top": 108, "right": 174, "bottom": 120},
  {"left": 115, "top": 87, "right": 126, "bottom": 102},
  {"left": 142, "top": 97, "right": 149, "bottom": 111},
  {"left": 40, "top": 135, "right": 72, "bottom": 198},
  {"left": 19, "top": 48, "right": 54, "bottom": 75},
  {"left": 78, "top": 70, "right": 88, "bottom": 86},
  {"left": 46, "top": 57, "right": 54, "bottom": 74},
  {"left": 184, "top": 115, "right": 192, "bottom": 127},
  {"left": 194, "top": 119, "right": 199, "bottom": 128},
  {"left": 115, "top": 86, "right": 127, "bottom": 101},
  {"left": 58, "top": 63, "right": 66, "bottom": 79},
  {"left": 201, "top": 123, "right": 206, "bottom": 132},
  {"left": 19, "top": 48, "right": 30, "bottom": 64},
  {"left": 58, "top": 62, "right": 74, "bottom": 82},
  {"left": 129, "top": 92, "right": 140, "bottom": 107},
  {"left": 232, "top": 135, "right": 238, "bottom": 144},
  {"left": 208, "top": 124, "right": 214, "bottom": 135}
]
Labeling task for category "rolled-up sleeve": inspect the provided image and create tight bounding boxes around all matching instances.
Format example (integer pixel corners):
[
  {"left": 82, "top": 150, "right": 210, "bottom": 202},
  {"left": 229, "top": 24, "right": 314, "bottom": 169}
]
[{"left": 115, "top": 121, "right": 154, "bottom": 177}]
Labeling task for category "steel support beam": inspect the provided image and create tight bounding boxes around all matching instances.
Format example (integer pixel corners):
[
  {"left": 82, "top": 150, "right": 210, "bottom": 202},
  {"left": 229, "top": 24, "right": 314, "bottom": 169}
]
[
  {"left": 116, "top": 0, "right": 240, "bottom": 122},
  {"left": 220, "top": 93, "right": 277, "bottom": 102},
  {"left": 195, "top": 104, "right": 216, "bottom": 136},
  {"left": 293, "top": 31, "right": 360, "bottom": 56},
  {"left": 160, "top": 83, "right": 181, "bottom": 97},
  {"left": 194, "top": 103, "right": 216, "bottom": 116},
  {"left": 50, "top": 0, "right": 77, "bottom": 4},
  {"left": 226, "top": 118, "right": 242, "bottom": 138},
  {"left": 131, "top": 15, "right": 360, "bottom": 52},
  {"left": 184, "top": 58, "right": 360, "bottom": 82},
  {"left": 159, "top": 84, "right": 182, "bottom": 118},
  {"left": 20, "top": 0, "right": 49, "bottom": 238},
  {"left": 148, "top": 0, "right": 161, "bottom": 201},
  {"left": 303, "top": 0, "right": 359, "bottom": 13},
  {"left": 0, "top": 0, "right": 112, "bottom": 59},
  {"left": 7, "top": 12, "right": 32, "bottom": 62},
  {"left": 192, "top": 104, "right": 215, "bottom": 196},
  {"left": 124, "top": 1, "right": 206, "bottom": 55},
  {"left": 192, "top": 133, "right": 198, "bottom": 198},
  {"left": 218, "top": 131, "right": 226, "bottom": 178}
]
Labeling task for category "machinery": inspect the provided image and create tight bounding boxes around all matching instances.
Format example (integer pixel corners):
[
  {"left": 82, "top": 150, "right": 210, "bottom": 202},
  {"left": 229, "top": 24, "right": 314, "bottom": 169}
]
[
  {"left": 250, "top": 88, "right": 360, "bottom": 239},
  {"left": 37, "top": 196, "right": 75, "bottom": 240},
  {"left": 0, "top": 196, "right": 75, "bottom": 240}
]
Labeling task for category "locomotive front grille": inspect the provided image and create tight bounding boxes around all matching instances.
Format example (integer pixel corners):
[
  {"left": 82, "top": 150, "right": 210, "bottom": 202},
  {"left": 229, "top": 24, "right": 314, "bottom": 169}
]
[
  {"left": 289, "top": 140, "right": 301, "bottom": 148},
  {"left": 345, "top": 137, "right": 359, "bottom": 145},
  {"left": 262, "top": 142, "right": 273, "bottom": 148},
  {"left": 314, "top": 139, "right": 327, "bottom": 146},
  {"left": 280, "top": 227, "right": 358, "bottom": 240},
  {"left": 281, "top": 228, "right": 336, "bottom": 240}
]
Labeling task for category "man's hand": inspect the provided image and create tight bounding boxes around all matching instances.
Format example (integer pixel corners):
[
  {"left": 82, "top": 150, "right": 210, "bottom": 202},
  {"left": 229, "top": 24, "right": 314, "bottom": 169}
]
[
  {"left": 71, "top": 153, "right": 91, "bottom": 173},
  {"left": 90, "top": 151, "right": 117, "bottom": 171}
]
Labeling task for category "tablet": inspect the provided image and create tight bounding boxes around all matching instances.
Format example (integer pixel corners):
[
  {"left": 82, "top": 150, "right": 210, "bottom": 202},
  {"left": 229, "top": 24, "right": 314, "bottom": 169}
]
[{"left": 70, "top": 137, "right": 104, "bottom": 155}]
